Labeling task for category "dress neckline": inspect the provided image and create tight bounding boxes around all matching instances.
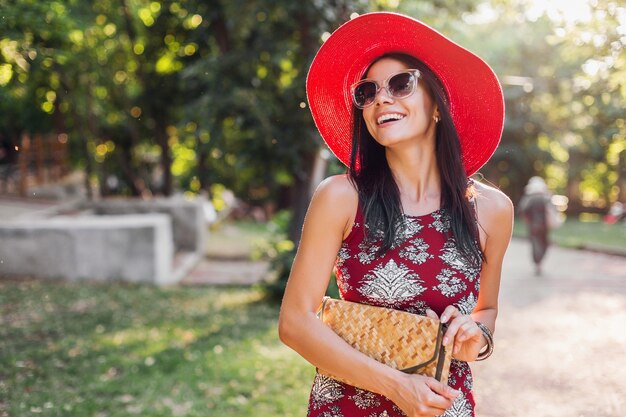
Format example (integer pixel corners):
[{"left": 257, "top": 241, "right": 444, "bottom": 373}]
[{"left": 402, "top": 207, "right": 445, "bottom": 219}]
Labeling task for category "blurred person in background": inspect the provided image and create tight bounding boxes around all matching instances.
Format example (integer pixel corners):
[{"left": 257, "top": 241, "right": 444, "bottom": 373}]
[
  {"left": 519, "top": 176, "right": 559, "bottom": 276},
  {"left": 603, "top": 201, "right": 625, "bottom": 225}
]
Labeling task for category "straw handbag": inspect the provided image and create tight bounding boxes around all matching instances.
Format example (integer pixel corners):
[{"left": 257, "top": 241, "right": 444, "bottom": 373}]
[{"left": 317, "top": 297, "right": 452, "bottom": 385}]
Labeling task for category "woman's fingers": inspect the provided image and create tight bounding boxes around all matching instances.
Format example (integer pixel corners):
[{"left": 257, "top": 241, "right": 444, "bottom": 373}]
[
  {"left": 443, "top": 313, "right": 474, "bottom": 347},
  {"left": 425, "top": 378, "right": 461, "bottom": 400},
  {"left": 424, "top": 379, "right": 460, "bottom": 413},
  {"left": 439, "top": 305, "right": 460, "bottom": 324},
  {"left": 434, "top": 306, "right": 485, "bottom": 360},
  {"left": 425, "top": 309, "right": 439, "bottom": 320},
  {"left": 396, "top": 375, "right": 460, "bottom": 417},
  {"left": 453, "top": 321, "right": 480, "bottom": 354},
  {"left": 455, "top": 320, "right": 480, "bottom": 341},
  {"left": 417, "top": 389, "right": 456, "bottom": 415},
  {"left": 430, "top": 306, "right": 482, "bottom": 357}
]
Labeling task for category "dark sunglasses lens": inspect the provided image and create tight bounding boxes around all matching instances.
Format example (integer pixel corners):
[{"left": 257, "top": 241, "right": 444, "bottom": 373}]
[
  {"left": 388, "top": 72, "right": 414, "bottom": 97},
  {"left": 354, "top": 82, "right": 377, "bottom": 107}
]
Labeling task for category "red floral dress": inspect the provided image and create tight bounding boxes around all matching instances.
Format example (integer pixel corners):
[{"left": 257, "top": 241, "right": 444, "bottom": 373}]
[{"left": 308, "top": 204, "right": 481, "bottom": 417}]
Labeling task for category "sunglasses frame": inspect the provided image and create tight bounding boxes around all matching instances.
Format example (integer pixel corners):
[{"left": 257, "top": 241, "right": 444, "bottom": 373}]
[{"left": 350, "top": 69, "right": 421, "bottom": 109}]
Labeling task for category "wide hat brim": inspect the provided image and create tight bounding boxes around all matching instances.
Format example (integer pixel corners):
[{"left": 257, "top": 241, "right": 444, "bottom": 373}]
[{"left": 306, "top": 12, "right": 505, "bottom": 176}]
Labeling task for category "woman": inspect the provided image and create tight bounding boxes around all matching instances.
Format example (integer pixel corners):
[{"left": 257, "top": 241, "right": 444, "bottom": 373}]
[
  {"left": 279, "top": 12, "right": 513, "bottom": 417},
  {"left": 519, "top": 176, "right": 554, "bottom": 275}
]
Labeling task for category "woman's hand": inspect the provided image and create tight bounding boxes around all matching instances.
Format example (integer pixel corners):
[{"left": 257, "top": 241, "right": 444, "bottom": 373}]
[
  {"left": 387, "top": 373, "right": 459, "bottom": 417},
  {"left": 426, "top": 307, "right": 486, "bottom": 362}
]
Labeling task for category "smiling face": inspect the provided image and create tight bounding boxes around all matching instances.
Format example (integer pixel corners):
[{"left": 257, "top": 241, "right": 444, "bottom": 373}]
[{"left": 362, "top": 58, "right": 439, "bottom": 149}]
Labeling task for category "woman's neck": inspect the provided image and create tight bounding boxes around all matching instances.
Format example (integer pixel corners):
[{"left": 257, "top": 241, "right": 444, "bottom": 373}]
[{"left": 385, "top": 143, "right": 441, "bottom": 213}]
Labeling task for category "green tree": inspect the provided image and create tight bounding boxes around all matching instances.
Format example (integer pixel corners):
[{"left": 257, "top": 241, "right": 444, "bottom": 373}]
[
  {"left": 2, "top": 0, "right": 623, "bottom": 219},
  {"left": 0, "top": 0, "right": 210, "bottom": 197},
  {"left": 456, "top": 0, "right": 625, "bottom": 209},
  {"left": 179, "top": 1, "right": 370, "bottom": 242}
]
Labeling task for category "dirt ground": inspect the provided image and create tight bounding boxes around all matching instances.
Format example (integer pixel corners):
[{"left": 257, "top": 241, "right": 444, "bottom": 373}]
[{"left": 472, "top": 238, "right": 626, "bottom": 417}]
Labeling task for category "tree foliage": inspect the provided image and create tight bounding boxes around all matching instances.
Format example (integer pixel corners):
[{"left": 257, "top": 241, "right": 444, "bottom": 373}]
[
  {"left": 0, "top": 0, "right": 624, "bottom": 213},
  {"left": 451, "top": 0, "right": 625, "bottom": 208}
]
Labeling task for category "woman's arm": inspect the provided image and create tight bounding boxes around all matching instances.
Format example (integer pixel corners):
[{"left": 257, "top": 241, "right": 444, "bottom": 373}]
[
  {"left": 435, "top": 182, "right": 514, "bottom": 361},
  {"left": 278, "top": 174, "right": 459, "bottom": 416},
  {"left": 470, "top": 183, "right": 514, "bottom": 337}
]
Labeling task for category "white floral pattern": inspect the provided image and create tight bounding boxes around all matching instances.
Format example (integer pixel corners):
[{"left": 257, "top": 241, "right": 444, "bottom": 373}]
[
  {"left": 456, "top": 292, "right": 479, "bottom": 315},
  {"left": 429, "top": 209, "right": 451, "bottom": 233},
  {"left": 403, "top": 302, "right": 429, "bottom": 316},
  {"left": 350, "top": 389, "right": 381, "bottom": 409},
  {"left": 399, "top": 237, "right": 433, "bottom": 264},
  {"left": 335, "top": 245, "right": 354, "bottom": 293},
  {"left": 357, "top": 240, "right": 380, "bottom": 264},
  {"left": 310, "top": 374, "right": 345, "bottom": 410},
  {"left": 366, "top": 411, "right": 391, "bottom": 417},
  {"left": 434, "top": 268, "right": 467, "bottom": 297},
  {"left": 464, "top": 369, "right": 474, "bottom": 391},
  {"left": 442, "top": 392, "right": 474, "bottom": 417},
  {"left": 439, "top": 241, "right": 480, "bottom": 282},
  {"left": 317, "top": 405, "right": 345, "bottom": 417},
  {"left": 337, "top": 246, "right": 350, "bottom": 264},
  {"left": 357, "top": 259, "right": 426, "bottom": 307},
  {"left": 403, "top": 217, "right": 424, "bottom": 237}
]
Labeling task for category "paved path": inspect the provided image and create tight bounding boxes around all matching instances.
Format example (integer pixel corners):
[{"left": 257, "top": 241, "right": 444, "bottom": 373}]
[
  {"left": 473, "top": 238, "right": 626, "bottom": 417},
  {"left": 182, "top": 258, "right": 269, "bottom": 285}
]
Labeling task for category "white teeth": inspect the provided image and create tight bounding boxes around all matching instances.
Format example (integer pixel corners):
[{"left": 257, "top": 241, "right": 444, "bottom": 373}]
[{"left": 377, "top": 113, "right": 405, "bottom": 125}]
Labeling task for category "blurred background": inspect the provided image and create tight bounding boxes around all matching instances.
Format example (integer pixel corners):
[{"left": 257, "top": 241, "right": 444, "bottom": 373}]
[
  {"left": 1, "top": 0, "right": 624, "bottom": 229},
  {"left": 0, "top": 1, "right": 625, "bottom": 416}
]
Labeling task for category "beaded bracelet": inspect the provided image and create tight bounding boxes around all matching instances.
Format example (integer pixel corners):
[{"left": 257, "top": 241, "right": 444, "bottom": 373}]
[{"left": 475, "top": 321, "right": 494, "bottom": 361}]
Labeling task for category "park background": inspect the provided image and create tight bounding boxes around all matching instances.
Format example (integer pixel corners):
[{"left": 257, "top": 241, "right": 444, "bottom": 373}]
[{"left": 0, "top": 0, "right": 625, "bottom": 416}]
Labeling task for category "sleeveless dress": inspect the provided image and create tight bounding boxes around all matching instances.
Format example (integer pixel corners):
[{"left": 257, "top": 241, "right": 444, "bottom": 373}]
[{"left": 307, "top": 204, "right": 481, "bottom": 417}]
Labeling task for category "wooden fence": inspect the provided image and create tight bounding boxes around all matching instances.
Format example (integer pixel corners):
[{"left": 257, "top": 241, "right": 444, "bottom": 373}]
[{"left": 0, "top": 132, "right": 69, "bottom": 196}]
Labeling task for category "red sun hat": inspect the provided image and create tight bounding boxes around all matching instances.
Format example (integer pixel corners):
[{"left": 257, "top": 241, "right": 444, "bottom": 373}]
[{"left": 306, "top": 12, "right": 505, "bottom": 176}]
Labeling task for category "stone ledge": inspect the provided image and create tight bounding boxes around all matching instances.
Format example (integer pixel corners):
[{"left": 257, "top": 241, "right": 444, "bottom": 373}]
[
  {"left": 0, "top": 214, "right": 175, "bottom": 285},
  {"left": 86, "top": 198, "right": 206, "bottom": 254}
]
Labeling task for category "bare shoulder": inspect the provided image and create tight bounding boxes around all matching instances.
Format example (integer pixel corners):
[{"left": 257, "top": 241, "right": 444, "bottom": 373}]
[
  {"left": 472, "top": 181, "right": 514, "bottom": 249},
  {"left": 473, "top": 180, "right": 514, "bottom": 219},
  {"left": 315, "top": 174, "right": 358, "bottom": 202},
  {"left": 309, "top": 174, "right": 359, "bottom": 235}
]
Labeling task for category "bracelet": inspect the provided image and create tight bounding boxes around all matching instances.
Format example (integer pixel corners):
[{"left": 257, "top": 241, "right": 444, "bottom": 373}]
[{"left": 475, "top": 321, "right": 494, "bottom": 361}]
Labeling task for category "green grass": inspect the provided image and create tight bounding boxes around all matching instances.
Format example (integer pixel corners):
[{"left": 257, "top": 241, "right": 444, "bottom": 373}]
[
  {"left": 513, "top": 217, "right": 626, "bottom": 253},
  {"left": 0, "top": 279, "right": 313, "bottom": 417}
]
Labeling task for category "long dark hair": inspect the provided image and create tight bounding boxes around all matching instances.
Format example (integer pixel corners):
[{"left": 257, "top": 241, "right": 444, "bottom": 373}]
[{"left": 348, "top": 53, "right": 484, "bottom": 267}]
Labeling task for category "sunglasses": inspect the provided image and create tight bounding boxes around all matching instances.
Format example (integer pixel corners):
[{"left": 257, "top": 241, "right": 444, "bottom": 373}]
[{"left": 351, "top": 69, "right": 421, "bottom": 109}]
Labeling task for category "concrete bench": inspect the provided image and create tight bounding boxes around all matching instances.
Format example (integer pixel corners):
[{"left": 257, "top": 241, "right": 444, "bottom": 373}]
[
  {"left": 86, "top": 198, "right": 205, "bottom": 254},
  {"left": 0, "top": 214, "right": 175, "bottom": 285}
]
